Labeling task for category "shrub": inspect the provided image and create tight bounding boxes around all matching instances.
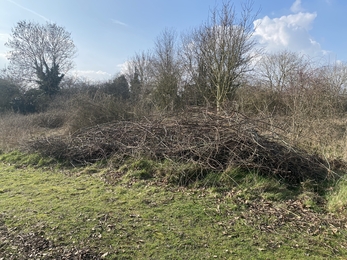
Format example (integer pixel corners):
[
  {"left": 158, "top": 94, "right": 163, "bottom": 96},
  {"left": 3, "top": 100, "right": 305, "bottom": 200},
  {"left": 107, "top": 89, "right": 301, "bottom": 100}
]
[
  {"left": 0, "top": 78, "right": 21, "bottom": 112},
  {"left": 65, "top": 92, "right": 133, "bottom": 133},
  {"left": 11, "top": 88, "right": 50, "bottom": 114},
  {"left": 31, "top": 110, "right": 67, "bottom": 129}
]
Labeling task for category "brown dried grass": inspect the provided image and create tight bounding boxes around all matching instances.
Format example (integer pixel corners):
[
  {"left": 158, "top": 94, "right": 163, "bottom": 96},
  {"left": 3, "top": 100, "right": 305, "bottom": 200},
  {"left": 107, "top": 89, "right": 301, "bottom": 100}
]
[{"left": 0, "top": 112, "right": 40, "bottom": 151}]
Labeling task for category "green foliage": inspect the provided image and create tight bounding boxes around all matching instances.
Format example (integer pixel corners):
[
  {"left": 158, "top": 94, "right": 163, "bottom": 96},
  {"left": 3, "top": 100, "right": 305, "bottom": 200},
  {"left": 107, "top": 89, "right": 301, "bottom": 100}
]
[
  {"left": 127, "top": 159, "right": 155, "bottom": 180},
  {"left": 102, "top": 74, "right": 130, "bottom": 100},
  {"left": 36, "top": 63, "right": 64, "bottom": 97},
  {"left": 215, "top": 168, "right": 294, "bottom": 200},
  {"left": 2, "top": 13, "right": 347, "bottom": 257},
  {"left": 156, "top": 160, "right": 209, "bottom": 186},
  {"left": 11, "top": 88, "right": 50, "bottom": 114}
]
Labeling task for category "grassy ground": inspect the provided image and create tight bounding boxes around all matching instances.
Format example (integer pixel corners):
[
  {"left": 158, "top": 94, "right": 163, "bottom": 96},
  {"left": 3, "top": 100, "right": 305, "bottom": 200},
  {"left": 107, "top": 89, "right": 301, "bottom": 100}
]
[{"left": 0, "top": 153, "right": 347, "bottom": 259}]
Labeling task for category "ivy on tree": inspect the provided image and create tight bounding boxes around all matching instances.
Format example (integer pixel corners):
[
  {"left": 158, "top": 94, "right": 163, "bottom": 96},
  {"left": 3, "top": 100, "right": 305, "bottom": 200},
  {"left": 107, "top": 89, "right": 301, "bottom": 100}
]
[{"left": 5, "top": 21, "right": 77, "bottom": 97}]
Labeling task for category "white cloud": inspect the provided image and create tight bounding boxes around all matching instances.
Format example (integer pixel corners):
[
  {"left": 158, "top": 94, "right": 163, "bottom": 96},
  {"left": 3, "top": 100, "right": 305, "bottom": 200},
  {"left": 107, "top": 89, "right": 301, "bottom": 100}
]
[
  {"left": 70, "top": 70, "right": 112, "bottom": 82},
  {"left": 111, "top": 19, "right": 128, "bottom": 27},
  {"left": 117, "top": 62, "right": 129, "bottom": 74},
  {"left": 290, "top": 0, "right": 304, "bottom": 13},
  {"left": 253, "top": 12, "right": 328, "bottom": 58}
]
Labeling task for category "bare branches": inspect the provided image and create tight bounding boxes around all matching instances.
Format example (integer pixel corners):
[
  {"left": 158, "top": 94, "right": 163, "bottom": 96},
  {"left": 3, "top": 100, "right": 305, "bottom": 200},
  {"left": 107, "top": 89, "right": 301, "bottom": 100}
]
[
  {"left": 124, "top": 50, "right": 155, "bottom": 103},
  {"left": 181, "top": 1, "right": 260, "bottom": 112},
  {"left": 5, "top": 21, "right": 77, "bottom": 91},
  {"left": 256, "top": 50, "right": 312, "bottom": 93},
  {"left": 152, "top": 28, "right": 181, "bottom": 110},
  {"left": 26, "top": 111, "right": 331, "bottom": 183}
]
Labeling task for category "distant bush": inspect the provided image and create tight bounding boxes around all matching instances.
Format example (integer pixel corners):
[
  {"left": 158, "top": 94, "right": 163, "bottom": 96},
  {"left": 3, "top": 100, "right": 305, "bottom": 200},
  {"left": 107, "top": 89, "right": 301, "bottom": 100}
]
[
  {"left": 100, "top": 74, "right": 130, "bottom": 100},
  {"left": 11, "top": 88, "right": 50, "bottom": 114},
  {"left": 65, "top": 91, "right": 133, "bottom": 133},
  {"left": 31, "top": 110, "right": 67, "bottom": 129},
  {"left": 236, "top": 86, "right": 290, "bottom": 116},
  {"left": 0, "top": 78, "right": 21, "bottom": 112}
]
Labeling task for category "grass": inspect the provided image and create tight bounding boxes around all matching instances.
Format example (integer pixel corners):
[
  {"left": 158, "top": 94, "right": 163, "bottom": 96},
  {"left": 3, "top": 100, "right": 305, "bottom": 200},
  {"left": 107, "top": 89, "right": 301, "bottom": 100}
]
[
  {"left": 0, "top": 153, "right": 347, "bottom": 259},
  {"left": 327, "top": 176, "right": 347, "bottom": 212}
]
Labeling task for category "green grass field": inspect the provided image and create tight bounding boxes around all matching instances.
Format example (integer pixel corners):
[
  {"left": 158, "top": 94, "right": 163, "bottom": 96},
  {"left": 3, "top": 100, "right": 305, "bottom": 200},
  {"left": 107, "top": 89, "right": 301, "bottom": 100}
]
[{"left": 0, "top": 152, "right": 347, "bottom": 259}]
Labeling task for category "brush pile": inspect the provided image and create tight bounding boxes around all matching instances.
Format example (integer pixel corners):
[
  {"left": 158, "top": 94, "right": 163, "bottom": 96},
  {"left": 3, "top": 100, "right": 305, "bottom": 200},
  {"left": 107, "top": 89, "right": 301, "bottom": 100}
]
[{"left": 26, "top": 111, "right": 334, "bottom": 183}]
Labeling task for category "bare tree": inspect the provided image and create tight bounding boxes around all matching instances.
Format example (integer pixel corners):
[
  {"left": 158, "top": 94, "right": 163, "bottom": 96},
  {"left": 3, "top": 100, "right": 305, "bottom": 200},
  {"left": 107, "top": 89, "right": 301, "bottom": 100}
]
[
  {"left": 5, "top": 21, "right": 77, "bottom": 96},
  {"left": 316, "top": 62, "right": 347, "bottom": 96},
  {"left": 181, "top": 0, "right": 259, "bottom": 112},
  {"left": 254, "top": 50, "right": 347, "bottom": 124},
  {"left": 124, "top": 50, "right": 154, "bottom": 101},
  {"left": 152, "top": 28, "right": 181, "bottom": 110},
  {"left": 307, "top": 62, "right": 347, "bottom": 116},
  {"left": 256, "top": 50, "right": 311, "bottom": 93}
]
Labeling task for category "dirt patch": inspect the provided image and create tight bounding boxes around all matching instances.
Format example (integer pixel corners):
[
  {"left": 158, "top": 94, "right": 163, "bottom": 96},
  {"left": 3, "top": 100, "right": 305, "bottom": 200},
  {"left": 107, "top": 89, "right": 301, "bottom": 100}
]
[{"left": 0, "top": 217, "right": 101, "bottom": 259}]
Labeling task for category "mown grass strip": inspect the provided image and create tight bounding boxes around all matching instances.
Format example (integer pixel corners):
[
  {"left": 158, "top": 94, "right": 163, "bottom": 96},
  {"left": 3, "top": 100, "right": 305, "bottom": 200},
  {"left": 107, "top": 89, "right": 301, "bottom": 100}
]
[{"left": 0, "top": 159, "right": 347, "bottom": 259}]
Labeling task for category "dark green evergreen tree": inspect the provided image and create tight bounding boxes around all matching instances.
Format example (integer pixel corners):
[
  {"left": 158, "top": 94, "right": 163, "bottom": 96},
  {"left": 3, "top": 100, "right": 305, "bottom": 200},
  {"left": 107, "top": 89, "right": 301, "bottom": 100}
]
[
  {"left": 114, "top": 75, "right": 130, "bottom": 100},
  {"left": 104, "top": 74, "right": 130, "bottom": 100},
  {"left": 130, "top": 68, "right": 142, "bottom": 101}
]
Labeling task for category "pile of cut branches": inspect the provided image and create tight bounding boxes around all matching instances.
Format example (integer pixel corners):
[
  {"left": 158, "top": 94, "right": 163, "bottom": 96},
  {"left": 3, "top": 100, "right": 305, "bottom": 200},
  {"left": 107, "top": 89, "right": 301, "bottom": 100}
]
[{"left": 25, "top": 112, "right": 335, "bottom": 183}]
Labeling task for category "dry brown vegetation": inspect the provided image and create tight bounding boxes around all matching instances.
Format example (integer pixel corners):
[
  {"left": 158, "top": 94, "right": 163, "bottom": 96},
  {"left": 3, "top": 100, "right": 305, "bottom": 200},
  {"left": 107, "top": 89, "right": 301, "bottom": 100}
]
[
  {"left": 12, "top": 103, "right": 342, "bottom": 187},
  {"left": 1, "top": 48, "right": 347, "bottom": 189}
]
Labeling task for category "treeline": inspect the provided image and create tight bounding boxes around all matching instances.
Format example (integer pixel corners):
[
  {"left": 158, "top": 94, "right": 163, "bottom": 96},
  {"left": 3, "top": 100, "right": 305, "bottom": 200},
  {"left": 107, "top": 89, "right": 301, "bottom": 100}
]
[
  {"left": 1, "top": 51, "right": 346, "bottom": 118},
  {"left": 0, "top": 74, "right": 130, "bottom": 114},
  {"left": 1, "top": 1, "right": 347, "bottom": 121}
]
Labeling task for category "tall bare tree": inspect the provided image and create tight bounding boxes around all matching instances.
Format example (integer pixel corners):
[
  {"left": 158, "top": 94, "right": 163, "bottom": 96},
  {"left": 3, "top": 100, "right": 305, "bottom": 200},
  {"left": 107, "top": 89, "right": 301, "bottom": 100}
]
[
  {"left": 124, "top": 50, "right": 154, "bottom": 101},
  {"left": 256, "top": 50, "right": 311, "bottom": 93},
  {"left": 181, "top": 1, "right": 259, "bottom": 112},
  {"left": 5, "top": 21, "right": 77, "bottom": 96},
  {"left": 152, "top": 28, "right": 181, "bottom": 110},
  {"left": 316, "top": 62, "right": 347, "bottom": 96}
]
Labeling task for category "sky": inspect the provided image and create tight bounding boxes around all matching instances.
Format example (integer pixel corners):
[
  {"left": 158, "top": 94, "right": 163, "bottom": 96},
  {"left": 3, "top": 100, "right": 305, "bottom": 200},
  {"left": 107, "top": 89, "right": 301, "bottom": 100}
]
[{"left": 0, "top": 0, "right": 346, "bottom": 82}]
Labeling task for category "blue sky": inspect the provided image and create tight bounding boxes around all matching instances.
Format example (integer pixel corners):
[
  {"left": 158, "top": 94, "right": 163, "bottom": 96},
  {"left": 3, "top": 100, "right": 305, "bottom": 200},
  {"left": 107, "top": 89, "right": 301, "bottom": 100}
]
[{"left": 0, "top": 0, "right": 346, "bottom": 81}]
